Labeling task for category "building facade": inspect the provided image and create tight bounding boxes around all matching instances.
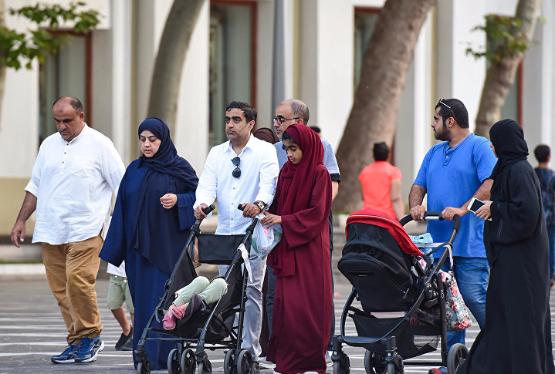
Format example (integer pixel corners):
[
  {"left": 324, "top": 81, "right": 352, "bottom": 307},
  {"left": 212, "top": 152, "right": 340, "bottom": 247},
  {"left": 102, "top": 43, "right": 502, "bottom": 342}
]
[{"left": 1, "top": 0, "right": 554, "bottom": 235}]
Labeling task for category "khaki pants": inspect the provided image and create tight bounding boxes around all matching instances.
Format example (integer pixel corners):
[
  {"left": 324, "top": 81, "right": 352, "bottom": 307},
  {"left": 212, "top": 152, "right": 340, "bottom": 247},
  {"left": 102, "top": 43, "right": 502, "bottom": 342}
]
[{"left": 41, "top": 235, "right": 103, "bottom": 344}]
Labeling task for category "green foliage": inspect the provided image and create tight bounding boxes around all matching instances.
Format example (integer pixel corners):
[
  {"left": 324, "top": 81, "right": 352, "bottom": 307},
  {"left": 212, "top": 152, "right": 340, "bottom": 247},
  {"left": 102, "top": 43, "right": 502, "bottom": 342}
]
[
  {"left": 466, "top": 14, "right": 531, "bottom": 63},
  {"left": 0, "top": 1, "right": 100, "bottom": 70}
]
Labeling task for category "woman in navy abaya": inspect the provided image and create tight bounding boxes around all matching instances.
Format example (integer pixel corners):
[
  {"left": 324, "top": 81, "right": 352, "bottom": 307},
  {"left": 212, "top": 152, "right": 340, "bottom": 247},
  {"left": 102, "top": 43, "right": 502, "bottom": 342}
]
[{"left": 100, "top": 117, "right": 198, "bottom": 370}]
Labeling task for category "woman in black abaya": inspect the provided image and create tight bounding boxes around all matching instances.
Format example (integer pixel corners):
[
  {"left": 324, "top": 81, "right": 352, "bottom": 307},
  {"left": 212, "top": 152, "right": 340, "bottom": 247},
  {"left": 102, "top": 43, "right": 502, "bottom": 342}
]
[{"left": 457, "top": 119, "right": 554, "bottom": 374}]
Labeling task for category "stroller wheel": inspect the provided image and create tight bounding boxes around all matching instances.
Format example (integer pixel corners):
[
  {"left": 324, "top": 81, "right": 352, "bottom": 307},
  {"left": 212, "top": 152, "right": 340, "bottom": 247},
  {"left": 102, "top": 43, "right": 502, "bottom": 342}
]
[
  {"left": 363, "top": 350, "right": 379, "bottom": 374},
  {"left": 332, "top": 351, "right": 350, "bottom": 374},
  {"left": 223, "top": 350, "right": 235, "bottom": 374},
  {"left": 236, "top": 349, "right": 254, "bottom": 374},
  {"left": 180, "top": 348, "right": 196, "bottom": 374},
  {"left": 137, "top": 360, "right": 150, "bottom": 374},
  {"left": 167, "top": 348, "right": 179, "bottom": 374},
  {"left": 447, "top": 343, "right": 468, "bottom": 373}
]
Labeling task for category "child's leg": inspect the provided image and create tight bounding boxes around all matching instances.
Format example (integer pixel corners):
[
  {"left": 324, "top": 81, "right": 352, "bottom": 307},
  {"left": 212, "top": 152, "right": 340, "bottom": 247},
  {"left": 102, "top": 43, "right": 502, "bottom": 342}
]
[
  {"left": 198, "top": 278, "right": 228, "bottom": 305},
  {"left": 124, "top": 280, "right": 134, "bottom": 323},
  {"left": 174, "top": 276, "right": 210, "bottom": 306},
  {"left": 107, "top": 275, "right": 132, "bottom": 334}
]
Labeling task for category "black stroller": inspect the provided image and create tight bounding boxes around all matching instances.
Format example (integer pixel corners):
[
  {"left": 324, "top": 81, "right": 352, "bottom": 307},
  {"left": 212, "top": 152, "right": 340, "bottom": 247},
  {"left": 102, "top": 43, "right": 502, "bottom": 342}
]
[
  {"left": 332, "top": 208, "right": 469, "bottom": 374},
  {"left": 135, "top": 205, "right": 259, "bottom": 374}
]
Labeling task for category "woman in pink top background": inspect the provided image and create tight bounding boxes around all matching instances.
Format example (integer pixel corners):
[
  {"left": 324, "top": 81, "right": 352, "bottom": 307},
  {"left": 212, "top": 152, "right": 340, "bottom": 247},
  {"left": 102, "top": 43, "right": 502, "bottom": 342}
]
[{"left": 358, "top": 142, "right": 403, "bottom": 219}]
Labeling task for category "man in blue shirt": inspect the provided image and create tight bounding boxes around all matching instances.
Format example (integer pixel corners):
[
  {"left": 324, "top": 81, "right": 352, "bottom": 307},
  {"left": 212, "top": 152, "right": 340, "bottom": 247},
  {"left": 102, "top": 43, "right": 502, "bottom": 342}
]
[
  {"left": 409, "top": 98, "right": 497, "bottom": 348},
  {"left": 267, "top": 99, "right": 340, "bottom": 357}
]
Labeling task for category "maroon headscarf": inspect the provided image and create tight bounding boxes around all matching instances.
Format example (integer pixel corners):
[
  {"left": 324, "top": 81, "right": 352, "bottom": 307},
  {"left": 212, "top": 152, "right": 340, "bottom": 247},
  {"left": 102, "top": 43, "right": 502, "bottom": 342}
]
[
  {"left": 275, "top": 124, "right": 324, "bottom": 215},
  {"left": 269, "top": 124, "right": 326, "bottom": 276}
]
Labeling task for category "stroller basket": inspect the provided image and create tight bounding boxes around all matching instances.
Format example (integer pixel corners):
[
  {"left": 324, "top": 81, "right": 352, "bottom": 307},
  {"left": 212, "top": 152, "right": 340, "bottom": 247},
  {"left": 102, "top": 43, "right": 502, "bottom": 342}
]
[
  {"left": 197, "top": 234, "right": 252, "bottom": 264},
  {"left": 352, "top": 311, "right": 440, "bottom": 359}
]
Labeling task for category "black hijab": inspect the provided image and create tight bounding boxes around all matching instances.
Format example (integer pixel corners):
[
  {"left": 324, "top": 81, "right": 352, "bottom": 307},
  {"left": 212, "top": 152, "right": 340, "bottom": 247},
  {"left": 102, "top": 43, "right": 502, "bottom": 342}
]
[
  {"left": 138, "top": 117, "right": 198, "bottom": 191},
  {"left": 489, "top": 119, "right": 528, "bottom": 180}
]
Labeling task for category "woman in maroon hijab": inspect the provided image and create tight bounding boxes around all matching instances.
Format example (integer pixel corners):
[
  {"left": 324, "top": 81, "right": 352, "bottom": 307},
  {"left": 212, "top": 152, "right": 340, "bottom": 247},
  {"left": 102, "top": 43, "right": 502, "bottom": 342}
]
[{"left": 261, "top": 124, "right": 332, "bottom": 374}]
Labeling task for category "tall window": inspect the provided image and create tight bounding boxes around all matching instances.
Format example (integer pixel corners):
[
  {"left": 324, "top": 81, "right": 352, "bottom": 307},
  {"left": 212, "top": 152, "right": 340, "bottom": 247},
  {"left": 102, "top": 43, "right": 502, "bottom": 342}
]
[
  {"left": 209, "top": 1, "right": 256, "bottom": 146},
  {"left": 354, "top": 8, "right": 379, "bottom": 92},
  {"left": 39, "top": 32, "right": 92, "bottom": 144}
]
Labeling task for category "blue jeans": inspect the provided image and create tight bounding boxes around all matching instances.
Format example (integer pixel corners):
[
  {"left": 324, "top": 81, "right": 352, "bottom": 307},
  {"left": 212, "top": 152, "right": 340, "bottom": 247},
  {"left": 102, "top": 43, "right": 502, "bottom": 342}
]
[
  {"left": 548, "top": 226, "right": 555, "bottom": 278},
  {"left": 446, "top": 256, "right": 489, "bottom": 348}
]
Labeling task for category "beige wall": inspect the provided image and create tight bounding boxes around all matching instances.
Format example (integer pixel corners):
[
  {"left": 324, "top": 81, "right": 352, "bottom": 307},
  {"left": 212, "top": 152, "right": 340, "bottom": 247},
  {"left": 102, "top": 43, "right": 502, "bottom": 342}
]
[{"left": 0, "top": 179, "right": 34, "bottom": 236}]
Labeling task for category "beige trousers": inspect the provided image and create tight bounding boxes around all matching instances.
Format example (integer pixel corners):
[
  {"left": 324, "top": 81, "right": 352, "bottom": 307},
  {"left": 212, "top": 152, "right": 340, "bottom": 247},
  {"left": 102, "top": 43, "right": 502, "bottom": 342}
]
[{"left": 41, "top": 235, "right": 103, "bottom": 344}]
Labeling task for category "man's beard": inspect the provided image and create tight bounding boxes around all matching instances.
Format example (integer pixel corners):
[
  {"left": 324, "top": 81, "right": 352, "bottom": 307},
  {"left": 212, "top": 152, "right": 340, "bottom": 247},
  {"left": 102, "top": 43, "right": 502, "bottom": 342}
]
[{"left": 434, "top": 121, "right": 450, "bottom": 141}]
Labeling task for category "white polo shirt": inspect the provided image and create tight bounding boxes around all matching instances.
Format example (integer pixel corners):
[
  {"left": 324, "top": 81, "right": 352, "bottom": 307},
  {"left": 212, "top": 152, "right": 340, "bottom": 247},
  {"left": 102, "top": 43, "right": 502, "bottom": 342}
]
[
  {"left": 194, "top": 135, "right": 279, "bottom": 235},
  {"left": 26, "top": 125, "right": 125, "bottom": 245}
]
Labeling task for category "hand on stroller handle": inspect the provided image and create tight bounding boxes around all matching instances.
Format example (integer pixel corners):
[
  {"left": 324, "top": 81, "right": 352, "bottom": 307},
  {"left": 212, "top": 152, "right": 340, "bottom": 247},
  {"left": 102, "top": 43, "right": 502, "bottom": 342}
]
[{"left": 400, "top": 211, "right": 460, "bottom": 231}]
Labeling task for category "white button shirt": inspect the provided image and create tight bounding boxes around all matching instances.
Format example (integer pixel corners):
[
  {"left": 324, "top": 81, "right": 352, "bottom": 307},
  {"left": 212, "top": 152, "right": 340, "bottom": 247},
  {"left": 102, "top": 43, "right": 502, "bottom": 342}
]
[
  {"left": 26, "top": 125, "right": 125, "bottom": 245},
  {"left": 194, "top": 135, "right": 279, "bottom": 235}
]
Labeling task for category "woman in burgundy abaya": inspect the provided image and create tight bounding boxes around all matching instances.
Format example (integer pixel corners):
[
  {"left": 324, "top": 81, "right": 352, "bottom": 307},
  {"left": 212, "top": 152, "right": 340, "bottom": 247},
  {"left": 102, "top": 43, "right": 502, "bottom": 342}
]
[{"left": 261, "top": 124, "right": 332, "bottom": 374}]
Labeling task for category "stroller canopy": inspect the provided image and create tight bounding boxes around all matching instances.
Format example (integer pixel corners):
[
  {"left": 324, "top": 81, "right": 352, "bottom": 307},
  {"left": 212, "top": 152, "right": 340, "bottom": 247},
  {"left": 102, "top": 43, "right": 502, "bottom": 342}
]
[{"left": 346, "top": 209, "right": 423, "bottom": 257}]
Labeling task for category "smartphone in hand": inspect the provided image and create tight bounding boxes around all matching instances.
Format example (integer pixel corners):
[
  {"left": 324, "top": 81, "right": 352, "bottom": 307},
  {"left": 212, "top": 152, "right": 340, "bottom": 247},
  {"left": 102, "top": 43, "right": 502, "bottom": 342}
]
[{"left": 467, "top": 197, "right": 485, "bottom": 213}]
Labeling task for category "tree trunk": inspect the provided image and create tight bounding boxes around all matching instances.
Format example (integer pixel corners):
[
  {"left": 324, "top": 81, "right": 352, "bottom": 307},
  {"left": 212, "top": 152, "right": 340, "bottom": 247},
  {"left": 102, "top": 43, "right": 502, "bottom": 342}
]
[
  {"left": 475, "top": 0, "right": 540, "bottom": 136},
  {"left": 147, "top": 0, "right": 205, "bottom": 133},
  {"left": 334, "top": 0, "right": 435, "bottom": 213}
]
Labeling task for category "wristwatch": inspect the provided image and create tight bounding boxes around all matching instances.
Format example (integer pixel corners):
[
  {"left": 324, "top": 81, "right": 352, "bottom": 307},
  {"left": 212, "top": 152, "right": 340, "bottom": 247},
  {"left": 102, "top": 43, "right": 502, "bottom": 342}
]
[{"left": 254, "top": 200, "right": 266, "bottom": 212}]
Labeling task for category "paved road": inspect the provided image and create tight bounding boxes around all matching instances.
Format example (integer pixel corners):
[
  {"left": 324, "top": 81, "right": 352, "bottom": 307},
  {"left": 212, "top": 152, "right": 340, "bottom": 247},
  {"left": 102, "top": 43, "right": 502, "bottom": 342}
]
[{"left": 0, "top": 235, "right": 552, "bottom": 373}]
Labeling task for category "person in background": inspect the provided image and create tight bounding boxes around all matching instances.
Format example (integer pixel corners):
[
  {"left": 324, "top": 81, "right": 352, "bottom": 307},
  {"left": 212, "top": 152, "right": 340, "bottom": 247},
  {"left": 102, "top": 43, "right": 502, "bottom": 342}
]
[
  {"left": 100, "top": 117, "right": 198, "bottom": 370},
  {"left": 253, "top": 127, "right": 279, "bottom": 144},
  {"left": 10, "top": 96, "right": 125, "bottom": 364},
  {"left": 106, "top": 261, "right": 134, "bottom": 351},
  {"left": 358, "top": 142, "right": 403, "bottom": 219},
  {"left": 534, "top": 144, "right": 555, "bottom": 286},
  {"left": 457, "top": 119, "right": 555, "bottom": 374}
]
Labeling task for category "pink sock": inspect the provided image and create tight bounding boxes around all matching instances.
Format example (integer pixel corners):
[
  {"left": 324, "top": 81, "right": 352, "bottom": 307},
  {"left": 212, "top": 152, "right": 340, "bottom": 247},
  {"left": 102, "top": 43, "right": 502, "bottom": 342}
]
[
  {"left": 172, "top": 304, "right": 188, "bottom": 320},
  {"left": 162, "top": 310, "right": 176, "bottom": 330}
]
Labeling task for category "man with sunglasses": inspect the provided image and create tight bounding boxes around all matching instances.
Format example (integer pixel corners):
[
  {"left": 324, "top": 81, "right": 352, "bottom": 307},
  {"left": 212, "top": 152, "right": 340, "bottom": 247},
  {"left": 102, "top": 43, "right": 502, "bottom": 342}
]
[
  {"left": 269, "top": 99, "right": 340, "bottom": 358},
  {"left": 194, "top": 101, "right": 279, "bottom": 366},
  {"left": 409, "top": 98, "right": 497, "bottom": 350}
]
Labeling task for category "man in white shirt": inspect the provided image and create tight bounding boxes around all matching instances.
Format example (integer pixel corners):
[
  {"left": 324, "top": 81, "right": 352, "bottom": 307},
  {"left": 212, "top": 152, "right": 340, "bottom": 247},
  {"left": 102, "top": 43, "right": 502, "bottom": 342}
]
[
  {"left": 194, "top": 101, "right": 279, "bottom": 364},
  {"left": 10, "top": 97, "right": 125, "bottom": 365}
]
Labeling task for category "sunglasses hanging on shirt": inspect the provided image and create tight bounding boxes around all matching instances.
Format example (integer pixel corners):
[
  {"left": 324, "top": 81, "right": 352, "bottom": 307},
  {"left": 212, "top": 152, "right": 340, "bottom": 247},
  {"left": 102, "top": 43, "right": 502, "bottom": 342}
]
[{"left": 231, "top": 157, "right": 241, "bottom": 178}]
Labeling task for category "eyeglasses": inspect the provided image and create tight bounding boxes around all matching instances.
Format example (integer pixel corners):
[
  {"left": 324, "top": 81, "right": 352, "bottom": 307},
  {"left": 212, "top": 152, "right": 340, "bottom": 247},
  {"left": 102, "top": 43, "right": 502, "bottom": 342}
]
[
  {"left": 225, "top": 116, "right": 244, "bottom": 124},
  {"left": 437, "top": 98, "right": 458, "bottom": 122},
  {"left": 231, "top": 157, "right": 241, "bottom": 178},
  {"left": 272, "top": 115, "right": 300, "bottom": 124}
]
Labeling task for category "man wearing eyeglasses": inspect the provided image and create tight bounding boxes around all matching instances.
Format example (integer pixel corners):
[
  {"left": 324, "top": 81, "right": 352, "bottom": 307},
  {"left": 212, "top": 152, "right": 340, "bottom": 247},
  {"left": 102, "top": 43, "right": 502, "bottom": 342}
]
[
  {"left": 269, "top": 98, "right": 340, "bottom": 358},
  {"left": 409, "top": 98, "right": 497, "bottom": 349},
  {"left": 193, "top": 101, "right": 279, "bottom": 365}
]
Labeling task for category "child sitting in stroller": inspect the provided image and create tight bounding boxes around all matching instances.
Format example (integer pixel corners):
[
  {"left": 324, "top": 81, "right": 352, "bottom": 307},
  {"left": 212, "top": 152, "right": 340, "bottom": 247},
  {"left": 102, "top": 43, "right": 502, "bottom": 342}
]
[{"left": 163, "top": 276, "right": 228, "bottom": 330}]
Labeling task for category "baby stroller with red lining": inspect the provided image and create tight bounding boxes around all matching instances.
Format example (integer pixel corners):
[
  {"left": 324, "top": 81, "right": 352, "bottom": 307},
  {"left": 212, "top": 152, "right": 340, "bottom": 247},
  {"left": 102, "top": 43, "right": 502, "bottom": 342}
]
[
  {"left": 135, "top": 205, "right": 259, "bottom": 374},
  {"left": 331, "top": 208, "right": 468, "bottom": 374}
]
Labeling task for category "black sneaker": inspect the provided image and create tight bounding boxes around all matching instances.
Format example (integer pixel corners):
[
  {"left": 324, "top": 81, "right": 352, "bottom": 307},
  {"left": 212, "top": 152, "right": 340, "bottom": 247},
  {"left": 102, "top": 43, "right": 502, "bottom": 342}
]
[
  {"left": 119, "top": 334, "right": 133, "bottom": 351},
  {"left": 51, "top": 344, "right": 78, "bottom": 364},
  {"left": 74, "top": 336, "right": 104, "bottom": 364},
  {"left": 115, "top": 327, "right": 133, "bottom": 351}
]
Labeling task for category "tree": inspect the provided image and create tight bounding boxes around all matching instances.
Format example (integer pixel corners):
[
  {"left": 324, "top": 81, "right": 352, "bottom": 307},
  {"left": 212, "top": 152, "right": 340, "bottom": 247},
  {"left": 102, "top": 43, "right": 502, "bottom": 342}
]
[
  {"left": 147, "top": 0, "right": 206, "bottom": 132},
  {"left": 470, "top": 0, "right": 541, "bottom": 137},
  {"left": 0, "top": 1, "right": 99, "bottom": 125},
  {"left": 334, "top": 0, "right": 436, "bottom": 213}
]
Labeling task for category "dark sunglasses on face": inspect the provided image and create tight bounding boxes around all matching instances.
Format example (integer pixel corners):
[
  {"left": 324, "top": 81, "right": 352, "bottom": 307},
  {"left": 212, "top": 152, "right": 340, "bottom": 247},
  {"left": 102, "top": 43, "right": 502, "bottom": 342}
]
[
  {"left": 231, "top": 156, "right": 241, "bottom": 178},
  {"left": 225, "top": 116, "right": 244, "bottom": 124}
]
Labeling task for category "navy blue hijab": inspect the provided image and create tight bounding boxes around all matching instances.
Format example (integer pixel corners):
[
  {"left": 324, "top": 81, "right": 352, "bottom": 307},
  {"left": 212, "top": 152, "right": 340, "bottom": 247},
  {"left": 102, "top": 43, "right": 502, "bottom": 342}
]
[
  {"left": 134, "top": 118, "right": 198, "bottom": 273},
  {"left": 489, "top": 119, "right": 529, "bottom": 180},
  {"left": 138, "top": 117, "right": 198, "bottom": 190}
]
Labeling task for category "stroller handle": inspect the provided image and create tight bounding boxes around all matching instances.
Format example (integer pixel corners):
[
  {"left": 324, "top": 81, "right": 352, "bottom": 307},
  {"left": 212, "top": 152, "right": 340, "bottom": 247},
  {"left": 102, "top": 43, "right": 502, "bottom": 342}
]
[
  {"left": 202, "top": 204, "right": 216, "bottom": 215},
  {"left": 399, "top": 211, "right": 461, "bottom": 232}
]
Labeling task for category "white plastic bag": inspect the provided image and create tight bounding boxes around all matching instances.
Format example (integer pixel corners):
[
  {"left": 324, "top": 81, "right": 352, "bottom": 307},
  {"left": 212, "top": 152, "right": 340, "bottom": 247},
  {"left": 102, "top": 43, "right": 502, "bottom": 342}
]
[{"left": 251, "top": 220, "right": 282, "bottom": 257}]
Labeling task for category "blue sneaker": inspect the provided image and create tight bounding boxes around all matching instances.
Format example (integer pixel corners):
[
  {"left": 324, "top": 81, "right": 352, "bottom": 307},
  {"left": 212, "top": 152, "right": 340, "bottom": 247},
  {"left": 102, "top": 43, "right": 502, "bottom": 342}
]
[
  {"left": 51, "top": 344, "right": 78, "bottom": 364},
  {"left": 74, "top": 336, "right": 104, "bottom": 364}
]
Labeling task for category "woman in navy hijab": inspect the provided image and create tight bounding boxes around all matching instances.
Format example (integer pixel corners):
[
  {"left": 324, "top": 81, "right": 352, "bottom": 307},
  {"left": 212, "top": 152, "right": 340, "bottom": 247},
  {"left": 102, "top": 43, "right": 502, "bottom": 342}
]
[{"left": 100, "top": 118, "right": 198, "bottom": 370}]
